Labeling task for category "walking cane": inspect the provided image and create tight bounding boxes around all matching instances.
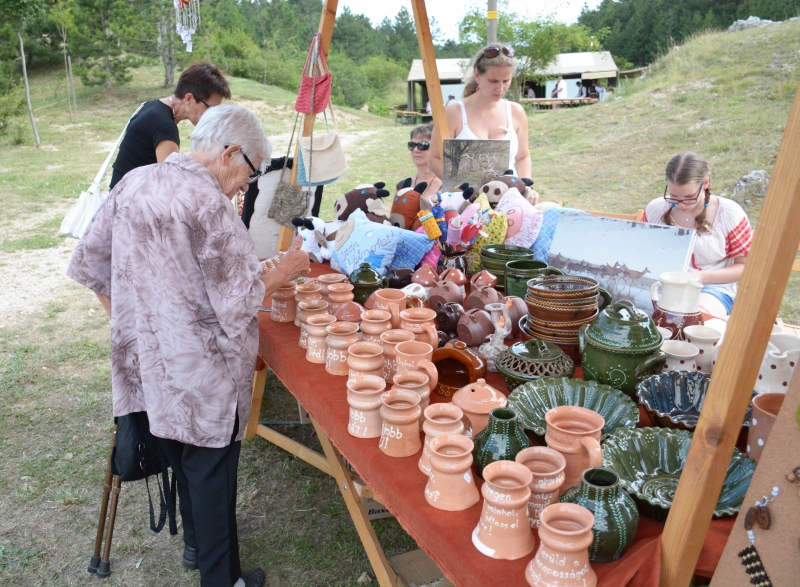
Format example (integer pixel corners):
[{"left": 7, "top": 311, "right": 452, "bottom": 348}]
[{"left": 88, "top": 425, "right": 121, "bottom": 578}]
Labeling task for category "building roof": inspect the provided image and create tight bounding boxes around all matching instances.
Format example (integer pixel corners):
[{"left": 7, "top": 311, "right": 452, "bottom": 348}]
[
  {"left": 407, "top": 58, "right": 470, "bottom": 82},
  {"left": 540, "top": 51, "right": 619, "bottom": 78}
]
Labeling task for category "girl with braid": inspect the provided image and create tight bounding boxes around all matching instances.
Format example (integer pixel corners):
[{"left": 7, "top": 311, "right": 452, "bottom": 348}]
[{"left": 642, "top": 152, "right": 752, "bottom": 318}]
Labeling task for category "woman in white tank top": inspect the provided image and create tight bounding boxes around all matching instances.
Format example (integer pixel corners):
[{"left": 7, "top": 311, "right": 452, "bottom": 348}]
[{"left": 429, "top": 44, "right": 532, "bottom": 193}]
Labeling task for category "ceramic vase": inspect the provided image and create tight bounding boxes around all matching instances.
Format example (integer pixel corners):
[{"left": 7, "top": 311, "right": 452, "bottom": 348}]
[
  {"left": 661, "top": 340, "right": 699, "bottom": 372},
  {"left": 379, "top": 388, "right": 422, "bottom": 457},
  {"left": 515, "top": 447, "right": 567, "bottom": 528},
  {"left": 305, "top": 314, "right": 337, "bottom": 364},
  {"left": 271, "top": 282, "right": 297, "bottom": 323},
  {"left": 419, "top": 403, "right": 465, "bottom": 475},
  {"left": 472, "top": 460, "right": 536, "bottom": 560},
  {"left": 683, "top": 325, "right": 722, "bottom": 373},
  {"left": 294, "top": 282, "right": 322, "bottom": 326},
  {"left": 472, "top": 408, "right": 532, "bottom": 478},
  {"left": 318, "top": 272, "right": 347, "bottom": 305},
  {"left": 347, "top": 341, "right": 385, "bottom": 380},
  {"left": 558, "top": 467, "right": 639, "bottom": 563},
  {"left": 392, "top": 371, "right": 430, "bottom": 425},
  {"left": 347, "top": 375, "right": 386, "bottom": 438},
  {"left": 394, "top": 341, "right": 439, "bottom": 391},
  {"left": 399, "top": 307, "right": 439, "bottom": 348},
  {"left": 360, "top": 309, "right": 392, "bottom": 344},
  {"left": 325, "top": 322, "right": 361, "bottom": 376},
  {"left": 379, "top": 329, "right": 416, "bottom": 383},
  {"left": 544, "top": 406, "right": 604, "bottom": 491},
  {"left": 525, "top": 503, "right": 597, "bottom": 587},
  {"left": 756, "top": 333, "right": 800, "bottom": 394},
  {"left": 374, "top": 289, "right": 408, "bottom": 330},
  {"left": 425, "top": 433, "right": 479, "bottom": 511},
  {"left": 327, "top": 283, "right": 355, "bottom": 315},
  {"left": 297, "top": 299, "right": 330, "bottom": 349},
  {"left": 747, "top": 392, "right": 785, "bottom": 462}
]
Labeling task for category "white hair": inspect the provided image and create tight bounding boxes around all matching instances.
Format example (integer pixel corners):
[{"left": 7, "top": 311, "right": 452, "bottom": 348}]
[{"left": 190, "top": 105, "right": 272, "bottom": 169}]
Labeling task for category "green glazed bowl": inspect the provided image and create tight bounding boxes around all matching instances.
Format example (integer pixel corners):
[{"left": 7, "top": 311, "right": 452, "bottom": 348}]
[
  {"left": 602, "top": 427, "right": 755, "bottom": 520},
  {"left": 507, "top": 377, "right": 639, "bottom": 438},
  {"left": 480, "top": 244, "right": 535, "bottom": 260}
]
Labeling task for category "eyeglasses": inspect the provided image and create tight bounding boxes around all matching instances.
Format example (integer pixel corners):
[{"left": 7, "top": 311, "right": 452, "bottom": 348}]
[
  {"left": 225, "top": 145, "right": 261, "bottom": 184},
  {"left": 408, "top": 141, "right": 430, "bottom": 152},
  {"left": 197, "top": 98, "right": 212, "bottom": 108},
  {"left": 480, "top": 45, "right": 515, "bottom": 60},
  {"left": 663, "top": 184, "right": 703, "bottom": 205}
]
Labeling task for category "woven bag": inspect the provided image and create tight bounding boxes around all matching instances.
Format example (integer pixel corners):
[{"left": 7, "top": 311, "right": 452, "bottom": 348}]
[
  {"left": 295, "top": 34, "right": 331, "bottom": 114},
  {"left": 298, "top": 107, "right": 348, "bottom": 186},
  {"left": 268, "top": 114, "right": 311, "bottom": 226}
]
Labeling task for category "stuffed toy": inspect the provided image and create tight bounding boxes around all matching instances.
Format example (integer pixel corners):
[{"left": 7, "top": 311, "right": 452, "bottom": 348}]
[
  {"left": 477, "top": 170, "right": 536, "bottom": 208},
  {"left": 389, "top": 178, "right": 428, "bottom": 230},
  {"left": 333, "top": 183, "right": 392, "bottom": 225},
  {"left": 291, "top": 217, "right": 333, "bottom": 263},
  {"left": 465, "top": 193, "right": 507, "bottom": 274},
  {"left": 495, "top": 187, "right": 544, "bottom": 248}
]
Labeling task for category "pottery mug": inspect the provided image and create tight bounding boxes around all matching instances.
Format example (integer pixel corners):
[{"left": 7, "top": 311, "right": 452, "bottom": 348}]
[
  {"left": 544, "top": 405, "right": 604, "bottom": 490},
  {"left": 374, "top": 288, "right": 408, "bottom": 330},
  {"left": 747, "top": 392, "right": 785, "bottom": 462},
  {"left": 360, "top": 309, "right": 393, "bottom": 344},
  {"left": 394, "top": 340, "right": 439, "bottom": 392},
  {"left": 379, "top": 329, "right": 416, "bottom": 383},
  {"left": 347, "top": 341, "right": 385, "bottom": 381},
  {"left": 399, "top": 307, "right": 438, "bottom": 348},
  {"left": 661, "top": 340, "right": 700, "bottom": 372},
  {"left": 515, "top": 446, "right": 567, "bottom": 528},
  {"left": 683, "top": 325, "right": 722, "bottom": 374}
]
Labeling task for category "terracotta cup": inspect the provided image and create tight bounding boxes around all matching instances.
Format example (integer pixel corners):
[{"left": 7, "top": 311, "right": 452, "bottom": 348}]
[
  {"left": 425, "top": 433, "right": 479, "bottom": 511},
  {"left": 294, "top": 282, "right": 322, "bottom": 326},
  {"left": 747, "top": 392, "right": 785, "bottom": 462},
  {"left": 394, "top": 341, "right": 439, "bottom": 392},
  {"left": 392, "top": 371, "right": 431, "bottom": 426},
  {"left": 472, "top": 460, "right": 536, "bottom": 561},
  {"left": 544, "top": 406, "right": 604, "bottom": 491},
  {"left": 516, "top": 447, "right": 567, "bottom": 528},
  {"left": 380, "top": 329, "right": 416, "bottom": 383},
  {"left": 328, "top": 283, "right": 355, "bottom": 315},
  {"left": 399, "top": 307, "right": 438, "bottom": 348},
  {"left": 305, "top": 314, "right": 336, "bottom": 364},
  {"left": 318, "top": 272, "right": 347, "bottom": 304},
  {"left": 297, "top": 299, "right": 330, "bottom": 349},
  {"left": 379, "top": 388, "right": 422, "bottom": 457},
  {"left": 347, "top": 341, "right": 385, "bottom": 381},
  {"left": 360, "top": 309, "right": 393, "bottom": 344},
  {"left": 374, "top": 288, "right": 408, "bottom": 330},
  {"left": 325, "top": 322, "right": 361, "bottom": 376},
  {"left": 525, "top": 503, "right": 597, "bottom": 587},
  {"left": 271, "top": 282, "right": 297, "bottom": 323},
  {"left": 347, "top": 375, "right": 386, "bottom": 439},
  {"left": 419, "top": 403, "right": 465, "bottom": 476},
  {"left": 661, "top": 339, "right": 699, "bottom": 372},
  {"left": 683, "top": 324, "right": 722, "bottom": 373}
]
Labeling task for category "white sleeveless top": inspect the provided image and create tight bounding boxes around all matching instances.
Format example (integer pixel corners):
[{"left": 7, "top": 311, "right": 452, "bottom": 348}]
[{"left": 454, "top": 100, "right": 518, "bottom": 172}]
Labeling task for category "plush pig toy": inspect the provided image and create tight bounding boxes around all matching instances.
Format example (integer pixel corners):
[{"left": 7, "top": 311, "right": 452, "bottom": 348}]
[{"left": 333, "top": 183, "right": 392, "bottom": 225}]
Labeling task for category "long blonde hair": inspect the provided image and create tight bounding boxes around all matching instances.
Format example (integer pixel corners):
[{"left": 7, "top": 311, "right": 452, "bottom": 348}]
[
  {"left": 463, "top": 44, "right": 518, "bottom": 98},
  {"left": 661, "top": 152, "right": 712, "bottom": 233}
]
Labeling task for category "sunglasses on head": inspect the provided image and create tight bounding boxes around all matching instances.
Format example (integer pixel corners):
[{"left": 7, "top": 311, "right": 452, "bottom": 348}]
[
  {"left": 408, "top": 141, "right": 430, "bottom": 152},
  {"left": 480, "top": 45, "right": 515, "bottom": 59}
]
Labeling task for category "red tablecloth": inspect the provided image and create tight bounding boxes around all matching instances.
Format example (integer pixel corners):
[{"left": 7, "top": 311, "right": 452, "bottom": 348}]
[{"left": 257, "top": 265, "right": 734, "bottom": 587}]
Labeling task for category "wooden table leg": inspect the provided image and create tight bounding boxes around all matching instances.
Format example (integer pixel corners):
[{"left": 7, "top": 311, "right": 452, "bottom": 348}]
[
  {"left": 312, "top": 418, "right": 398, "bottom": 587},
  {"left": 245, "top": 366, "right": 268, "bottom": 439}
]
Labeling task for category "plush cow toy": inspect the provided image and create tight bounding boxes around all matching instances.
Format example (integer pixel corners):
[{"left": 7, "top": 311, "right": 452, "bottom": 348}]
[
  {"left": 333, "top": 183, "right": 392, "bottom": 225},
  {"left": 389, "top": 178, "right": 428, "bottom": 230},
  {"left": 477, "top": 170, "right": 537, "bottom": 208},
  {"left": 291, "top": 217, "right": 332, "bottom": 263}
]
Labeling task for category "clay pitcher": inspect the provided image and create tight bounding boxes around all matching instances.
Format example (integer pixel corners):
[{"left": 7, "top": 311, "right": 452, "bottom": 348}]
[
  {"left": 325, "top": 322, "right": 361, "bottom": 376},
  {"left": 392, "top": 371, "right": 431, "bottom": 425},
  {"left": 457, "top": 308, "right": 494, "bottom": 347},
  {"left": 271, "top": 282, "right": 297, "bottom": 323},
  {"left": 747, "top": 392, "right": 785, "bottom": 462},
  {"left": 425, "top": 433, "right": 479, "bottom": 511},
  {"left": 347, "top": 341, "right": 385, "bottom": 380},
  {"left": 419, "top": 403, "right": 465, "bottom": 476},
  {"left": 544, "top": 406, "right": 604, "bottom": 490},
  {"left": 394, "top": 340, "right": 439, "bottom": 391},
  {"left": 305, "top": 314, "right": 337, "bottom": 364},
  {"left": 374, "top": 288, "right": 407, "bottom": 329},
  {"left": 515, "top": 447, "right": 567, "bottom": 528},
  {"left": 399, "top": 307, "right": 439, "bottom": 348},
  {"left": 360, "top": 309, "right": 392, "bottom": 344},
  {"left": 472, "top": 460, "right": 536, "bottom": 560},
  {"left": 379, "top": 388, "right": 422, "bottom": 457},
  {"left": 380, "top": 329, "right": 416, "bottom": 383},
  {"left": 347, "top": 375, "right": 386, "bottom": 439},
  {"left": 525, "top": 503, "right": 597, "bottom": 587},
  {"left": 294, "top": 281, "right": 322, "bottom": 326}
]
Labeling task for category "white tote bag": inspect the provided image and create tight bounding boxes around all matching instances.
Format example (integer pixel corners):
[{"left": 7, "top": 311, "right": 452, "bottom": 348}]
[{"left": 60, "top": 103, "right": 144, "bottom": 239}]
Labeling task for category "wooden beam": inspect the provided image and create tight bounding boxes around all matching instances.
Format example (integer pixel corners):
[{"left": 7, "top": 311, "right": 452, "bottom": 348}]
[
  {"left": 245, "top": 366, "right": 268, "bottom": 439},
  {"left": 410, "top": 0, "right": 449, "bottom": 147},
  {"left": 660, "top": 83, "right": 800, "bottom": 587},
  {"left": 256, "top": 424, "right": 333, "bottom": 476}
]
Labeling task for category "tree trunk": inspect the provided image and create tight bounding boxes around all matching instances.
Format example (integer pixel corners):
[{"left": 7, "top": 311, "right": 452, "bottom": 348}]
[
  {"left": 68, "top": 55, "right": 78, "bottom": 120},
  {"left": 63, "top": 47, "right": 75, "bottom": 121},
  {"left": 161, "top": 6, "right": 176, "bottom": 88},
  {"left": 17, "top": 30, "right": 40, "bottom": 148}
]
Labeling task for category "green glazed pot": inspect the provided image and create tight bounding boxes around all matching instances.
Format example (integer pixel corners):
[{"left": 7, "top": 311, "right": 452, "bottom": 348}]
[
  {"left": 558, "top": 467, "right": 639, "bottom": 563},
  {"left": 348, "top": 263, "right": 388, "bottom": 305},
  {"left": 472, "top": 408, "right": 531, "bottom": 478},
  {"left": 503, "top": 260, "right": 563, "bottom": 299}
]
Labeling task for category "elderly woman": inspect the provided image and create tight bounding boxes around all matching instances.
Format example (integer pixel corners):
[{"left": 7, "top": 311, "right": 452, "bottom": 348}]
[
  {"left": 397, "top": 123, "right": 442, "bottom": 199},
  {"left": 67, "top": 105, "right": 309, "bottom": 587}
]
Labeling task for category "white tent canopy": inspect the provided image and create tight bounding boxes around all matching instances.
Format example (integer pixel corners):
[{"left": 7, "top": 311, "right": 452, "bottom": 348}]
[{"left": 539, "top": 51, "right": 619, "bottom": 78}]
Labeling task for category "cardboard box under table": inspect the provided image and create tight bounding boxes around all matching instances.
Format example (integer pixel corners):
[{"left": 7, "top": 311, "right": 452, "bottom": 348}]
[{"left": 250, "top": 263, "right": 737, "bottom": 587}]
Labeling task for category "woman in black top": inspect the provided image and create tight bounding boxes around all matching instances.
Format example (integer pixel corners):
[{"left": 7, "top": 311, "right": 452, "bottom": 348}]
[{"left": 109, "top": 62, "right": 231, "bottom": 190}]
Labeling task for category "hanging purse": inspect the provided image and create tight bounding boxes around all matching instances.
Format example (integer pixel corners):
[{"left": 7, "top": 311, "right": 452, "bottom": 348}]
[
  {"left": 295, "top": 34, "right": 332, "bottom": 114},
  {"left": 268, "top": 113, "right": 312, "bottom": 226},
  {"left": 297, "top": 107, "right": 348, "bottom": 186}
]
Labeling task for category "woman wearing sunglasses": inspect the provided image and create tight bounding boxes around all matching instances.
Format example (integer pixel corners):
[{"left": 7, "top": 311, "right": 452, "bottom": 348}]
[
  {"left": 429, "top": 44, "right": 532, "bottom": 199},
  {"left": 396, "top": 123, "right": 442, "bottom": 200},
  {"left": 641, "top": 152, "right": 752, "bottom": 317}
]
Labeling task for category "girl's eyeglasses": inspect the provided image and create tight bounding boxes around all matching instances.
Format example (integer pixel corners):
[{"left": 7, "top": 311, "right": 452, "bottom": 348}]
[
  {"left": 663, "top": 184, "right": 703, "bottom": 204},
  {"left": 480, "top": 45, "right": 515, "bottom": 59},
  {"left": 408, "top": 141, "right": 430, "bottom": 152}
]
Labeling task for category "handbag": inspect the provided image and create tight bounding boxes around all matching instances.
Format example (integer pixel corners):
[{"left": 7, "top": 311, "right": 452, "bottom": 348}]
[
  {"left": 297, "top": 106, "right": 348, "bottom": 186},
  {"left": 268, "top": 114, "right": 311, "bottom": 226},
  {"left": 295, "top": 34, "right": 332, "bottom": 114}
]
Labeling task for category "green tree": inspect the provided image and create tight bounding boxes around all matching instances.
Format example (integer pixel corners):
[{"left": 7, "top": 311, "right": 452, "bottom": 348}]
[
  {"left": 49, "top": 0, "right": 77, "bottom": 120},
  {"left": 331, "top": 7, "right": 378, "bottom": 63}
]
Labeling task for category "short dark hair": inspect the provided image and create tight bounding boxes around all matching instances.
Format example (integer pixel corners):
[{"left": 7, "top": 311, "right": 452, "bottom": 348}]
[
  {"left": 174, "top": 62, "right": 231, "bottom": 102},
  {"left": 410, "top": 123, "right": 433, "bottom": 140}
]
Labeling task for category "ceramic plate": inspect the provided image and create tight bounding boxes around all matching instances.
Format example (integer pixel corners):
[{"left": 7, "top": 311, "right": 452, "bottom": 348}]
[
  {"left": 507, "top": 377, "right": 639, "bottom": 437},
  {"left": 602, "top": 427, "right": 755, "bottom": 519}
]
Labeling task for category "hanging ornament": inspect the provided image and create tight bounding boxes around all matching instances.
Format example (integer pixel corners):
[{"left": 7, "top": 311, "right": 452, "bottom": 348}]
[{"left": 174, "top": 0, "right": 200, "bottom": 52}]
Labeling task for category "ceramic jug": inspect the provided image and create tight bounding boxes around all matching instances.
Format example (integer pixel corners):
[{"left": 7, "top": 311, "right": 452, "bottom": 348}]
[
  {"left": 544, "top": 405, "right": 604, "bottom": 490},
  {"left": 472, "top": 460, "right": 536, "bottom": 561},
  {"left": 392, "top": 371, "right": 431, "bottom": 425},
  {"left": 457, "top": 308, "right": 495, "bottom": 347},
  {"left": 294, "top": 281, "right": 323, "bottom": 326},
  {"left": 349, "top": 263, "right": 389, "bottom": 305},
  {"left": 347, "top": 341, "right": 385, "bottom": 380},
  {"left": 661, "top": 340, "right": 700, "bottom": 372},
  {"left": 297, "top": 299, "right": 330, "bottom": 349},
  {"left": 525, "top": 503, "right": 597, "bottom": 587},
  {"left": 756, "top": 333, "right": 800, "bottom": 394},
  {"left": 651, "top": 272, "right": 702, "bottom": 314},
  {"left": 516, "top": 447, "right": 566, "bottom": 529},
  {"left": 399, "top": 307, "right": 439, "bottom": 347},
  {"left": 380, "top": 329, "right": 416, "bottom": 383},
  {"left": 425, "top": 433, "right": 479, "bottom": 511},
  {"left": 427, "top": 281, "right": 464, "bottom": 312},
  {"left": 325, "top": 322, "right": 361, "bottom": 376},
  {"left": 747, "top": 392, "right": 784, "bottom": 462},
  {"left": 374, "top": 289, "right": 407, "bottom": 329},
  {"left": 360, "top": 309, "right": 392, "bottom": 344},
  {"left": 452, "top": 378, "right": 508, "bottom": 435},
  {"left": 271, "top": 282, "right": 297, "bottom": 323},
  {"left": 419, "top": 403, "right": 465, "bottom": 476},
  {"left": 379, "top": 388, "right": 422, "bottom": 457},
  {"left": 394, "top": 340, "right": 439, "bottom": 391},
  {"left": 472, "top": 408, "right": 532, "bottom": 478},
  {"left": 347, "top": 375, "right": 386, "bottom": 439},
  {"left": 683, "top": 325, "right": 722, "bottom": 373},
  {"left": 305, "top": 314, "right": 337, "bottom": 364},
  {"left": 411, "top": 264, "right": 438, "bottom": 288}
]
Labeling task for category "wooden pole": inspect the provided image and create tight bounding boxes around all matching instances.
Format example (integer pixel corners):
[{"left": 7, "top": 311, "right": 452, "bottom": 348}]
[
  {"left": 410, "top": 0, "right": 449, "bottom": 147},
  {"left": 660, "top": 83, "right": 800, "bottom": 586}
]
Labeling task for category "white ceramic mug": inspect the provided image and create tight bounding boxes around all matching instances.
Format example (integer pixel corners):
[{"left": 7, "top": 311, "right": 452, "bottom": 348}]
[
  {"left": 661, "top": 340, "right": 699, "bottom": 372},
  {"left": 683, "top": 325, "right": 722, "bottom": 374}
]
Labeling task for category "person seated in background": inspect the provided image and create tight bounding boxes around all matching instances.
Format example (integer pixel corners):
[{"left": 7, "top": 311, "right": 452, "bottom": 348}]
[
  {"left": 525, "top": 84, "right": 535, "bottom": 99},
  {"left": 642, "top": 152, "right": 751, "bottom": 318},
  {"left": 587, "top": 80, "right": 599, "bottom": 99},
  {"left": 576, "top": 81, "right": 587, "bottom": 98},
  {"left": 398, "top": 123, "right": 441, "bottom": 200}
]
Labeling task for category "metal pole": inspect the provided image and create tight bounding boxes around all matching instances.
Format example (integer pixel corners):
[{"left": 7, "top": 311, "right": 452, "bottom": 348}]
[{"left": 487, "top": 0, "right": 498, "bottom": 45}]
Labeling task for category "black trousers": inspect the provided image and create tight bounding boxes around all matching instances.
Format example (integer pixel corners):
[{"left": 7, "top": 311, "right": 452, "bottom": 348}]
[{"left": 158, "top": 416, "right": 241, "bottom": 587}]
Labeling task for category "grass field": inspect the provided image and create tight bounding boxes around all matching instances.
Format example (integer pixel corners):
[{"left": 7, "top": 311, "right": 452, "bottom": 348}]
[{"left": 0, "top": 18, "right": 799, "bottom": 587}]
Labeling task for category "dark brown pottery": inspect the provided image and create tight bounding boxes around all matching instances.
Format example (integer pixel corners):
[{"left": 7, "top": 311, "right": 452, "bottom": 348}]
[
  {"left": 457, "top": 308, "right": 494, "bottom": 347},
  {"left": 434, "top": 302, "right": 465, "bottom": 339},
  {"left": 387, "top": 267, "right": 414, "bottom": 289},
  {"left": 431, "top": 340, "right": 487, "bottom": 397},
  {"left": 526, "top": 297, "right": 599, "bottom": 322},
  {"left": 428, "top": 281, "right": 464, "bottom": 311},
  {"left": 505, "top": 296, "right": 527, "bottom": 339},
  {"left": 651, "top": 306, "right": 704, "bottom": 341},
  {"left": 465, "top": 286, "right": 504, "bottom": 311}
]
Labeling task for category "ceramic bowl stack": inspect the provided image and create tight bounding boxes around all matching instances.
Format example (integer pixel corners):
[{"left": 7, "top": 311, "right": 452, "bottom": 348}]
[
  {"left": 479, "top": 245, "right": 535, "bottom": 290},
  {"left": 521, "top": 275, "right": 605, "bottom": 365}
]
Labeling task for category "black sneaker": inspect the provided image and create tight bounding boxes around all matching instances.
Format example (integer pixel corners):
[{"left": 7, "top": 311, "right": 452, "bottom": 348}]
[
  {"left": 182, "top": 544, "right": 199, "bottom": 570},
  {"left": 241, "top": 568, "right": 266, "bottom": 587}
]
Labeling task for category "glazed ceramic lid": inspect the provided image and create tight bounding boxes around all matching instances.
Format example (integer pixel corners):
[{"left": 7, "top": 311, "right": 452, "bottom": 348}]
[
  {"left": 507, "top": 338, "right": 563, "bottom": 363},
  {"left": 584, "top": 300, "right": 662, "bottom": 351},
  {"left": 349, "top": 263, "right": 382, "bottom": 286},
  {"left": 452, "top": 378, "right": 508, "bottom": 415}
]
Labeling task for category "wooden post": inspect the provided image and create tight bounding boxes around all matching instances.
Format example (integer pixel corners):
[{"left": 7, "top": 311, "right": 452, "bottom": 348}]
[
  {"left": 410, "top": 0, "right": 449, "bottom": 147},
  {"left": 660, "top": 84, "right": 800, "bottom": 586}
]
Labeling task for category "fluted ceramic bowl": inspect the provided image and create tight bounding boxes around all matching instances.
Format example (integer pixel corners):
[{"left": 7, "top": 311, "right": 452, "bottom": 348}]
[
  {"left": 602, "top": 427, "right": 755, "bottom": 520},
  {"left": 635, "top": 371, "right": 754, "bottom": 430},
  {"left": 507, "top": 377, "right": 639, "bottom": 438}
]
